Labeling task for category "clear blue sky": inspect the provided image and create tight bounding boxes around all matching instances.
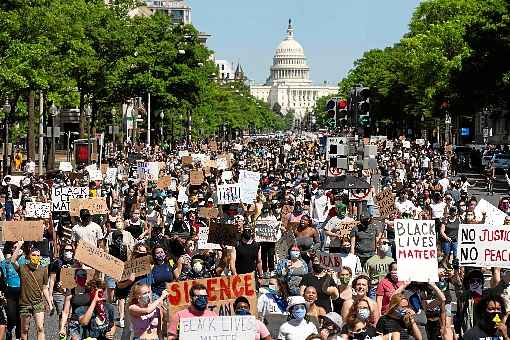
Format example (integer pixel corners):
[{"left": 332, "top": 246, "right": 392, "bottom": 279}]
[{"left": 188, "top": 0, "right": 422, "bottom": 85}]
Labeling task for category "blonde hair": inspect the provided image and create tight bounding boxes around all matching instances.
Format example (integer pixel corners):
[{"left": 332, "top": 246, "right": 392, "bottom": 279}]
[
  {"left": 128, "top": 282, "right": 151, "bottom": 306},
  {"left": 385, "top": 293, "right": 407, "bottom": 316}
]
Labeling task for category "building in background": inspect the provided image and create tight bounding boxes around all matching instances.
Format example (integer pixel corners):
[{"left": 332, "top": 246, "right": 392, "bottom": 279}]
[
  {"left": 215, "top": 60, "right": 248, "bottom": 83},
  {"left": 250, "top": 20, "right": 338, "bottom": 118}
]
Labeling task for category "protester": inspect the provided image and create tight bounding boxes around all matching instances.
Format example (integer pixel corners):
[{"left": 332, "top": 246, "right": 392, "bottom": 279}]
[
  {"left": 233, "top": 296, "right": 272, "bottom": 340},
  {"left": 278, "top": 296, "right": 318, "bottom": 340},
  {"left": 277, "top": 244, "right": 309, "bottom": 295},
  {"left": 376, "top": 293, "right": 422, "bottom": 340},
  {"left": 127, "top": 283, "right": 169, "bottom": 339}
]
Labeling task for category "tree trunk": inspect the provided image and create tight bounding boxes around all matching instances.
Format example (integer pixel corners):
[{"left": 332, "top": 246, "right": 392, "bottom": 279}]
[
  {"left": 27, "top": 90, "right": 36, "bottom": 160},
  {"left": 79, "top": 91, "right": 85, "bottom": 138}
]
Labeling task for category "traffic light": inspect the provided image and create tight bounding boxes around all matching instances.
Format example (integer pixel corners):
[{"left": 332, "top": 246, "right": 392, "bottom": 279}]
[
  {"left": 336, "top": 98, "right": 348, "bottom": 128},
  {"left": 326, "top": 99, "right": 337, "bottom": 118},
  {"left": 357, "top": 87, "right": 370, "bottom": 127}
]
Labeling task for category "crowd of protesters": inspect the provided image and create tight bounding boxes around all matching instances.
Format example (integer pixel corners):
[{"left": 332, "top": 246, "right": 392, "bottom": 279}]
[{"left": 0, "top": 133, "right": 509, "bottom": 340}]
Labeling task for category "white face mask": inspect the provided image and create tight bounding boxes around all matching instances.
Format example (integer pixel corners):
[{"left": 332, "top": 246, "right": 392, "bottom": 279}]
[{"left": 192, "top": 262, "right": 203, "bottom": 273}]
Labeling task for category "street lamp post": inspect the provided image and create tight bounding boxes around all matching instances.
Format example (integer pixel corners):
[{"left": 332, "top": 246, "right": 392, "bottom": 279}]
[
  {"left": 49, "top": 103, "right": 58, "bottom": 170},
  {"left": 2, "top": 101, "right": 11, "bottom": 176},
  {"left": 85, "top": 105, "right": 92, "bottom": 164},
  {"left": 159, "top": 110, "right": 164, "bottom": 143}
]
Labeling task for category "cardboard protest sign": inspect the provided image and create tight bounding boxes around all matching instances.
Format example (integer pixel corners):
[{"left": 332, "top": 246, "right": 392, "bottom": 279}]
[
  {"left": 416, "top": 139, "right": 425, "bottom": 146},
  {"left": 136, "top": 162, "right": 160, "bottom": 180},
  {"left": 74, "top": 240, "right": 125, "bottom": 281},
  {"left": 179, "top": 316, "right": 257, "bottom": 340},
  {"left": 255, "top": 220, "right": 280, "bottom": 243},
  {"left": 217, "top": 184, "right": 241, "bottom": 204},
  {"left": 51, "top": 187, "right": 89, "bottom": 211},
  {"left": 207, "top": 221, "right": 238, "bottom": 246},
  {"left": 474, "top": 199, "right": 507, "bottom": 226},
  {"left": 375, "top": 188, "right": 397, "bottom": 218},
  {"left": 178, "top": 150, "right": 190, "bottom": 158},
  {"left": 318, "top": 251, "right": 342, "bottom": 272},
  {"left": 59, "top": 161, "right": 73, "bottom": 172},
  {"left": 395, "top": 219, "right": 438, "bottom": 282},
  {"left": 275, "top": 231, "right": 296, "bottom": 260},
  {"left": 197, "top": 227, "right": 221, "bottom": 250},
  {"left": 60, "top": 268, "right": 96, "bottom": 289},
  {"left": 198, "top": 207, "right": 219, "bottom": 220},
  {"left": 0, "top": 220, "right": 45, "bottom": 241},
  {"left": 190, "top": 169, "right": 204, "bottom": 186},
  {"left": 403, "top": 141, "right": 411, "bottom": 148},
  {"left": 324, "top": 219, "right": 360, "bottom": 240},
  {"left": 167, "top": 273, "right": 257, "bottom": 316},
  {"left": 157, "top": 176, "right": 172, "bottom": 190},
  {"left": 121, "top": 255, "right": 152, "bottom": 281},
  {"left": 239, "top": 170, "right": 260, "bottom": 204},
  {"left": 181, "top": 156, "right": 193, "bottom": 166},
  {"left": 69, "top": 198, "right": 108, "bottom": 216},
  {"left": 25, "top": 202, "right": 51, "bottom": 219},
  {"left": 458, "top": 224, "right": 510, "bottom": 268}
]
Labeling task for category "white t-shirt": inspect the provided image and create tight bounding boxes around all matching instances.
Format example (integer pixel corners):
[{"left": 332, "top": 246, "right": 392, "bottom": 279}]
[
  {"left": 395, "top": 199, "right": 415, "bottom": 215},
  {"left": 258, "top": 293, "right": 288, "bottom": 317},
  {"left": 311, "top": 194, "right": 329, "bottom": 223},
  {"left": 438, "top": 178, "right": 450, "bottom": 192},
  {"left": 340, "top": 253, "right": 363, "bottom": 280},
  {"left": 421, "top": 156, "right": 430, "bottom": 168},
  {"left": 72, "top": 222, "right": 103, "bottom": 245},
  {"left": 430, "top": 202, "right": 446, "bottom": 219},
  {"left": 278, "top": 319, "right": 317, "bottom": 340}
]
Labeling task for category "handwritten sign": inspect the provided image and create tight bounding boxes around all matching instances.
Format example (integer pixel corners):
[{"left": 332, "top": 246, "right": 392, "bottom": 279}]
[
  {"left": 207, "top": 222, "right": 238, "bottom": 246},
  {"left": 375, "top": 188, "right": 396, "bottom": 218},
  {"left": 239, "top": 170, "right": 260, "bottom": 204},
  {"left": 121, "top": 255, "right": 152, "bottom": 281},
  {"left": 1, "top": 220, "right": 45, "bottom": 241},
  {"left": 458, "top": 224, "right": 510, "bottom": 269},
  {"left": 157, "top": 176, "right": 172, "bottom": 190},
  {"left": 197, "top": 227, "right": 221, "bottom": 250},
  {"left": 60, "top": 268, "right": 96, "bottom": 289},
  {"left": 69, "top": 198, "right": 108, "bottom": 216},
  {"left": 52, "top": 187, "right": 89, "bottom": 211},
  {"left": 59, "top": 162, "right": 73, "bottom": 172},
  {"left": 105, "top": 168, "right": 117, "bottom": 184},
  {"left": 217, "top": 184, "right": 241, "bottom": 205},
  {"left": 325, "top": 218, "right": 360, "bottom": 240},
  {"left": 74, "top": 240, "right": 125, "bottom": 281},
  {"left": 25, "top": 202, "right": 51, "bottom": 219},
  {"left": 137, "top": 162, "right": 159, "bottom": 181},
  {"left": 181, "top": 156, "right": 193, "bottom": 166},
  {"left": 167, "top": 273, "right": 257, "bottom": 316},
  {"left": 255, "top": 221, "right": 280, "bottom": 243},
  {"left": 474, "top": 199, "right": 507, "bottom": 226},
  {"left": 318, "top": 251, "right": 342, "bottom": 272},
  {"left": 179, "top": 316, "right": 257, "bottom": 340},
  {"left": 190, "top": 169, "right": 204, "bottom": 186},
  {"left": 198, "top": 207, "right": 219, "bottom": 220},
  {"left": 395, "top": 219, "right": 438, "bottom": 282}
]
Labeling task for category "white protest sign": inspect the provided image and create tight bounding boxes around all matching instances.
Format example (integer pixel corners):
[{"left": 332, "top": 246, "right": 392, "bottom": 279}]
[
  {"left": 179, "top": 316, "right": 257, "bottom": 340},
  {"left": 105, "top": 168, "right": 118, "bottom": 184},
  {"left": 217, "top": 184, "right": 241, "bottom": 204},
  {"left": 178, "top": 150, "right": 190, "bottom": 158},
  {"left": 474, "top": 199, "right": 507, "bottom": 226},
  {"left": 216, "top": 157, "right": 228, "bottom": 170},
  {"left": 318, "top": 251, "right": 342, "bottom": 272},
  {"left": 51, "top": 187, "right": 89, "bottom": 211},
  {"left": 177, "top": 186, "right": 188, "bottom": 203},
  {"left": 395, "top": 219, "right": 438, "bottom": 282},
  {"left": 403, "top": 141, "right": 411, "bottom": 148},
  {"left": 88, "top": 169, "right": 103, "bottom": 181},
  {"left": 59, "top": 162, "right": 73, "bottom": 172},
  {"left": 137, "top": 162, "right": 159, "bottom": 181},
  {"left": 25, "top": 202, "right": 51, "bottom": 219},
  {"left": 197, "top": 227, "right": 221, "bottom": 250},
  {"left": 255, "top": 220, "right": 280, "bottom": 243},
  {"left": 221, "top": 170, "right": 233, "bottom": 181},
  {"left": 239, "top": 170, "right": 260, "bottom": 204},
  {"left": 458, "top": 223, "right": 510, "bottom": 268}
]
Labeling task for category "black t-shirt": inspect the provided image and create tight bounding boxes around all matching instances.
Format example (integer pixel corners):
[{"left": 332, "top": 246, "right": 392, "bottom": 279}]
[
  {"left": 235, "top": 241, "right": 260, "bottom": 275},
  {"left": 462, "top": 325, "right": 503, "bottom": 340},
  {"left": 300, "top": 273, "right": 334, "bottom": 312},
  {"left": 376, "top": 315, "right": 410, "bottom": 340},
  {"left": 351, "top": 224, "right": 378, "bottom": 259}
]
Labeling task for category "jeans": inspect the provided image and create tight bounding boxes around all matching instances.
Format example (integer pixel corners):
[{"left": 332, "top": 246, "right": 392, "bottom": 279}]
[
  {"left": 4, "top": 201, "right": 14, "bottom": 221},
  {"left": 442, "top": 240, "right": 458, "bottom": 257},
  {"left": 5, "top": 286, "right": 21, "bottom": 339}
]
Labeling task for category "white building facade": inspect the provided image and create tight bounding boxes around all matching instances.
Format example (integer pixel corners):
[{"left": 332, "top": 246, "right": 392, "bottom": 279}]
[
  {"left": 250, "top": 20, "right": 338, "bottom": 118},
  {"left": 215, "top": 60, "right": 236, "bottom": 82}
]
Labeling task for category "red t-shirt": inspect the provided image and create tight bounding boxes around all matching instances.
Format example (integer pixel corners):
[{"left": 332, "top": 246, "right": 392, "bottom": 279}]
[
  {"left": 168, "top": 307, "right": 217, "bottom": 336},
  {"left": 376, "top": 277, "right": 402, "bottom": 315}
]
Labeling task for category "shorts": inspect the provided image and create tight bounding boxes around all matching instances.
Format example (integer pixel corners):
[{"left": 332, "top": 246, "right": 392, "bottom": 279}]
[
  {"left": 53, "top": 292, "right": 65, "bottom": 315},
  {"left": 105, "top": 275, "right": 117, "bottom": 289},
  {"left": 68, "top": 320, "right": 82, "bottom": 338},
  {"left": 19, "top": 302, "right": 45, "bottom": 316}
]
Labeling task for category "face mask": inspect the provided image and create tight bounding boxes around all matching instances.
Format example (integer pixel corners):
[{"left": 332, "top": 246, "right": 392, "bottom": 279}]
[
  {"left": 379, "top": 244, "right": 390, "bottom": 253},
  {"left": 339, "top": 276, "right": 351, "bottom": 285},
  {"left": 290, "top": 251, "right": 300, "bottom": 260},
  {"left": 357, "top": 308, "right": 370, "bottom": 321},
  {"left": 469, "top": 282, "right": 483, "bottom": 295},
  {"left": 111, "top": 208, "right": 118, "bottom": 214},
  {"left": 193, "top": 262, "right": 203, "bottom": 273},
  {"left": 192, "top": 295, "right": 208, "bottom": 311},
  {"left": 242, "top": 230, "right": 252, "bottom": 240},
  {"left": 396, "top": 307, "right": 407, "bottom": 318},
  {"left": 352, "top": 331, "right": 368, "bottom": 340},
  {"left": 155, "top": 253, "right": 166, "bottom": 262},
  {"left": 139, "top": 292, "right": 151, "bottom": 306},
  {"left": 390, "top": 271, "right": 398, "bottom": 282},
  {"left": 268, "top": 284, "right": 278, "bottom": 293},
  {"left": 436, "top": 279, "right": 448, "bottom": 291},
  {"left": 312, "top": 263, "right": 323, "bottom": 273},
  {"left": 30, "top": 255, "right": 41, "bottom": 266},
  {"left": 63, "top": 251, "right": 74, "bottom": 261},
  {"left": 235, "top": 308, "right": 250, "bottom": 316},
  {"left": 485, "top": 312, "right": 502, "bottom": 329},
  {"left": 292, "top": 306, "right": 306, "bottom": 320},
  {"left": 76, "top": 276, "right": 87, "bottom": 287}
]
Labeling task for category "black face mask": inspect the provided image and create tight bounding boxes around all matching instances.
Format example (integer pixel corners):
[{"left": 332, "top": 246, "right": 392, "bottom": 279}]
[
  {"left": 242, "top": 230, "right": 252, "bottom": 240},
  {"left": 340, "top": 246, "right": 351, "bottom": 254},
  {"left": 81, "top": 216, "right": 91, "bottom": 225},
  {"left": 351, "top": 331, "right": 368, "bottom": 340},
  {"left": 481, "top": 312, "right": 502, "bottom": 333}
]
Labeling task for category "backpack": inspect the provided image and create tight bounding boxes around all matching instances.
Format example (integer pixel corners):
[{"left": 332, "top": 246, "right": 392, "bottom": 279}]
[{"left": 109, "top": 230, "right": 128, "bottom": 261}]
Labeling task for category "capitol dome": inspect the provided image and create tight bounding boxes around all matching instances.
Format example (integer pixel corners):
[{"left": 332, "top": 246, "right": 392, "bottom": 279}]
[{"left": 268, "top": 19, "right": 311, "bottom": 85}]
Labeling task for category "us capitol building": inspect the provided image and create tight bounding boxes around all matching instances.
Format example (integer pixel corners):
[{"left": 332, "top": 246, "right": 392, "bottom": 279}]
[{"left": 250, "top": 20, "right": 338, "bottom": 119}]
